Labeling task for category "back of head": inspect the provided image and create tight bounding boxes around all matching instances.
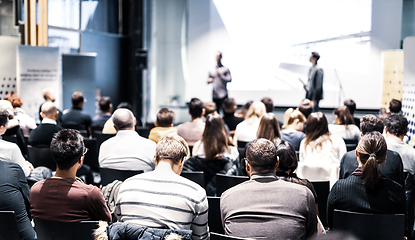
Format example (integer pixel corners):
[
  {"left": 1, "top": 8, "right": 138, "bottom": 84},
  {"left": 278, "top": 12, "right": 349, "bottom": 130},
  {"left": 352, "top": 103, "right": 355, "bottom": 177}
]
[
  {"left": 113, "top": 108, "right": 135, "bottom": 130},
  {"left": 156, "top": 108, "right": 174, "bottom": 127},
  {"left": 50, "top": 129, "right": 84, "bottom": 170},
  {"left": 334, "top": 106, "right": 354, "bottom": 125},
  {"left": 155, "top": 135, "right": 188, "bottom": 165},
  {"left": 203, "top": 101, "right": 216, "bottom": 116},
  {"left": 41, "top": 102, "right": 57, "bottom": 120},
  {"left": 0, "top": 110, "right": 9, "bottom": 127},
  {"left": 71, "top": 92, "right": 84, "bottom": 107},
  {"left": 287, "top": 109, "right": 306, "bottom": 126},
  {"left": 257, "top": 113, "right": 281, "bottom": 141},
  {"left": 5, "top": 92, "right": 23, "bottom": 108},
  {"left": 298, "top": 99, "right": 314, "bottom": 119},
  {"left": 344, "top": 99, "right": 356, "bottom": 115},
  {"left": 42, "top": 88, "right": 55, "bottom": 101},
  {"left": 238, "top": 100, "right": 253, "bottom": 118},
  {"left": 246, "top": 138, "right": 278, "bottom": 174},
  {"left": 384, "top": 113, "right": 408, "bottom": 137},
  {"left": 188, "top": 98, "right": 203, "bottom": 119},
  {"left": 116, "top": 102, "right": 132, "bottom": 111},
  {"left": 360, "top": 114, "right": 383, "bottom": 135},
  {"left": 261, "top": 97, "right": 274, "bottom": 113},
  {"left": 203, "top": 113, "right": 229, "bottom": 160},
  {"left": 99, "top": 97, "right": 111, "bottom": 112},
  {"left": 245, "top": 101, "right": 266, "bottom": 122},
  {"left": 311, "top": 51, "right": 320, "bottom": 63},
  {"left": 223, "top": 98, "right": 237, "bottom": 113},
  {"left": 356, "top": 132, "right": 387, "bottom": 189},
  {"left": 389, "top": 99, "right": 402, "bottom": 113},
  {"left": 274, "top": 139, "right": 298, "bottom": 176},
  {"left": 305, "top": 112, "right": 329, "bottom": 146}
]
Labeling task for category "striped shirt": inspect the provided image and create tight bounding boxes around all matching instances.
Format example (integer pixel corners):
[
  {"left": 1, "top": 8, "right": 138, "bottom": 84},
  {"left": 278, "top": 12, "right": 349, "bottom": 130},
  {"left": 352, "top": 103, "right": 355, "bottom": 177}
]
[{"left": 115, "top": 166, "right": 209, "bottom": 240}]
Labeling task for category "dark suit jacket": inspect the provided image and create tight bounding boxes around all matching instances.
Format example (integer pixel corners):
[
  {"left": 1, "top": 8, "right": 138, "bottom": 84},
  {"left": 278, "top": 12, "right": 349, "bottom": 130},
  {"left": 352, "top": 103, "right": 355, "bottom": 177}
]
[
  {"left": 306, "top": 66, "right": 324, "bottom": 101},
  {"left": 28, "top": 123, "right": 63, "bottom": 147},
  {"left": 339, "top": 149, "right": 405, "bottom": 188}
]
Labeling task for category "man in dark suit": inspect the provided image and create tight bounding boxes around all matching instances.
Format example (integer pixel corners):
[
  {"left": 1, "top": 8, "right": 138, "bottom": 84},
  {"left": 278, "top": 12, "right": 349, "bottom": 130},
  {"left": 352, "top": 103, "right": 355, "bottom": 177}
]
[
  {"left": 91, "top": 96, "right": 112, "bottom": 132},
  {"left": 61, "top": 92, "right": 92, "bottom": 136},
  {"left": 28, "top": 102, "right": 63, "bottom": 147},
  {"left": 339, "top": 114, "right": 405, "bottom": 188},
  {"left": 304, "top": 52, "right": 323, "bottom": 112}
]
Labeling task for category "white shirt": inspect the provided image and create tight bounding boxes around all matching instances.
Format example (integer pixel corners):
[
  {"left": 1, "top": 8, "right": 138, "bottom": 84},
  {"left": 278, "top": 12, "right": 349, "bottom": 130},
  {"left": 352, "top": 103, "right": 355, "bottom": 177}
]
[
  {"left": 299, "top": 134, "right": 347, "bottom": 165},
  {"left": 0, "top": 139, "right": 31, "bottom": 177},
  {"left": 192, "top": 140, "right": 239, "bottom": 160},
  {"left": 386, "top": 137, "right": 415, "bottom": 175},
  {"left": 328, "top": 124, "right": 360, "bottom": 141},
  {"left": 233, "top": 118, "right": 261, "bottom": 144}
]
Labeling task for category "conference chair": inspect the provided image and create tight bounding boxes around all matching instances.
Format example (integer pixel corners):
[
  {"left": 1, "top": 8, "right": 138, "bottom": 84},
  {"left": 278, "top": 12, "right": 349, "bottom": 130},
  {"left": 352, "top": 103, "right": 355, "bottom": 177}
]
[
  {"left": 210, "top": 232, "right": 255, "bottom": 240},
  {"left": 237, "top": 141, "right": 249, "bottom": 149},
  {"left": 83, "top": 138, "right": 99, "bottom": 172},
  {"left": 216, "top": 173, "right": 249, "bottom": 197},
  {"left": 207, "top": 197, "right": 224, "bottom": 234},
  {"left": 136, "top": 126, "right": 151, "bottom": 139},
  {"left": 100, "top": 168, "right": 143, "bottom": 186},
  {"left": 0, "top": 211, "right": 20, "bottom": 240},
  {"left": 34, "top": 218, "right": 99, "bottom": 240},
  {"left": 310, "top": 181, "right": 330, "bottom": 227},
  {"left": 27, "top": 145, "right": 56, "bottom": 171},
  {"left": 181, "top": 171, "right": 205, "bottom": 188},
  {"left": 343, "top": 138, "right": 358, "bottom": 152},
  {"left": 93, "top": 131, "right": 115, "bottom": 153},
  {"left": 332, "top": 209, "right": 405, "bottom": 240}
]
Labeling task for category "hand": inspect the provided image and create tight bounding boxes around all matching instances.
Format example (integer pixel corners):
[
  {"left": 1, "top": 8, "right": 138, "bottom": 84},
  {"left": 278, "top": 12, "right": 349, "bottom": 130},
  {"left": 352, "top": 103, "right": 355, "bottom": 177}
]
[{"left": 26, "top": 161, "right": 34, "bottom": 172}]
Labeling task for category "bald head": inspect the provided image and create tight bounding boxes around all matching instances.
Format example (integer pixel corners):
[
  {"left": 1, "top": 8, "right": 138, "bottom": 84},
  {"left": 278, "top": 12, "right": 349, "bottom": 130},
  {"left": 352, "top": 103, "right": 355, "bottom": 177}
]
[
  {"left": 41, "top": 102, "right": 58, "bottom": 120},
  {"left": 113, "top": 109, "right": 136, "bottom": 131}
]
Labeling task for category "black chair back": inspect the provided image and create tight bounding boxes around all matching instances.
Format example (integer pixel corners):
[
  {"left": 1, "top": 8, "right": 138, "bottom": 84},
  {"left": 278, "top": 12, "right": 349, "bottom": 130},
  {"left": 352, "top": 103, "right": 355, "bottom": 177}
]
[
  {"left": 216, "top": 173, "right": 249, "bottom": 197},
  {"left": 405, "top": 172, "right": 415, "bottom": 239},
  {"left": 181, "top": 171, "right": 205, "bottom": 188},
  {"left": 210, "top": 232, "right": 255, "bottom": 240},
  {"left": 343, "top": 138, "right": 358, "bottom": 152},
  {"left": 311, "top": 181, "right": 330, "bottom": 227},
  {"left": 332, "top": 209, "right": 405, "bottom": 240},
  {"left": 0, "top": 211, "right": 20, "bottom": 240},
  {"left": 83, "top": 138, "right": 99, "bottom": 172},
  {"left": 27, "top": 145, "right": 56, "bottom": 171},
  {"left": 237, "top": 141, "right": 249, "bottom": 149},
  {"left": 100, "top": 168, "right": 143, "bottom": 186},
  {"left": 208, "top": 197, "right": 224, "bottom": 234},
  {"left": 136, "top": 126, "right": 151, "bottom": 139},
  {"left": 93, "top": 132, "right": 115, "bottom": 153},
  {"left": 34, "top": 218, "right": 99, "bottom": 240}
]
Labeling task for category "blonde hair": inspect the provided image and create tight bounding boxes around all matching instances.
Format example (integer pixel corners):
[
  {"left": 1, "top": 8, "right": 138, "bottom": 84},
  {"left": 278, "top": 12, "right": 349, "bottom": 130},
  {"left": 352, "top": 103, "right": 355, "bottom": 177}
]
[
  {"left": 245, "top": 101, "right": 266, "bottom": 124},
  {"left": 287, "top": 110, "right": 306, "bottom": 126}
]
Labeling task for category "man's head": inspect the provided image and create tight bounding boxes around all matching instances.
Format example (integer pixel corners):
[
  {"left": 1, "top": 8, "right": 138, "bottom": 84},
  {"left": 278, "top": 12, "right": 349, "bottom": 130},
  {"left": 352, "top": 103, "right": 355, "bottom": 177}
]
[
  {"left": 155, "top": 135, "right": 189, "bottom": 174},
  {"left": 42, "top": 88, "right": 56, "bottom": 102},
  {"left": 310, "top": 51, "right": 320, "bottom": 65},
  {"left": 203, "top": 101, "right": 217, "bottom": 117},
  {"left": 223, "top": 98, "right": 237, "bottom": 114},
  {"left": 389, "top": 99, "right": 402, "bottom": 113},
  {"left": 71, "top": 92, "right": 84, "bottom": 108},
  {"left": 298, "top": 99, "right": 314, "bottom": 119},
  {"left": 216, "top": 51, "right": 222, "bottom": 63},
  {"left": 0, "top": 110, "right": 9, "bottom": 135},
  {"left": 50, "top": 129, "right": 85, "bottom": 170},
  {"left": 99, "top": 97, "right": 112, "bottom": 113},
  {"left": 156, "top": 108, "right": 174, "bottom": 127},
  {"left": 113, "top": 108, "right": 136, "bottom": 131},
  {"left": 188, "top": 98, "right": 204, "bottom": 119},
  {"left": 41, "top": 102, "right": 58, "bottom": 121},
  {"left": 384, "top": 113, "right": 408, "bottom": 138},
  {"left": 360, "top": 114, "right": 384, "bottom": 135},
  {"left": 245, "top": 138, "right": 278, "bottom": 176},
  {"left": 344, "top": 99, "right": 356, "bottom": 116},
  {"left": 261, "top": 97, "right": 274, "bottom": 113}
]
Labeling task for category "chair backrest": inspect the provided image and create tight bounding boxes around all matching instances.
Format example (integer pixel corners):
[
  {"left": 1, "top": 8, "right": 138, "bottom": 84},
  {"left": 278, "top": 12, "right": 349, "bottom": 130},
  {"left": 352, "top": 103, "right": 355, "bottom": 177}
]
[
  {"left": 27, "top": 145, "right": 56, "bottom": 171},
  {"left": 343, "top": 138, "right": 358, "bottom": 152},
  {"left": 0, "top": 211, "right": 20, "bottom": 240},
  {"left": 136, "top": 126, "right": 151, "bottom": 139},
  {"left": 83, "top": 138, "right": 99, "bottom": 172},
  {"left": 332, "top": 209, "right": 405, "bottom": 240},
  {"left": 210, "top": 232, "right": 255, "bottom": 240},
  {"left": 34, "top": 218, "right": 99, "bottom": 240},
  {"left": 100, "top": 167, "right": 143, "bottom": 186},
  {"left": 216, "top": 173, "right": 249, "bottom": 197},
  {"left": 93, "top": 132, "right": 115, "bottom": 153},
  {"left": 237, "top": 141, "right": 249, "bottom": 149},
  {"left": 181, "top": 171, "right": 205, "bottom": 188},
  {"left": 310, "top": 181, "right": 330, "bottom": 227},
  {"left": 207, "top": 197, "right": 224, "bottom": 234}
]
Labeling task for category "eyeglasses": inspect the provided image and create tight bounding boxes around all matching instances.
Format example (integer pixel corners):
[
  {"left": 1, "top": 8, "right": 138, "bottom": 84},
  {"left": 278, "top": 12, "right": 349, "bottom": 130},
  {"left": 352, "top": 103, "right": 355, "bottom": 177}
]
[{"left": 83, "top": 148, "right": 89, "bottom": 156}]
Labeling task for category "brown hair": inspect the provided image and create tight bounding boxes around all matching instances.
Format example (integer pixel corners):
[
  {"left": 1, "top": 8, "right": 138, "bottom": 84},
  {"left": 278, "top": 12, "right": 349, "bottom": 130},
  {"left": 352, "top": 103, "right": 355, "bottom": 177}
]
[
  {"left": 155, "top": 135, "right": 189, "bottom": 165},
  {"left": 304, "top": 112, "right": 330, "bottom": 149},
  {"left": 5, "top": 92, "right": 23, "bottom": 108},
  {"left": 257, "top": 113, "right": 281, "bottom": 141},
  {"left": 356, "top": 132, "right": 387, "bottom": 189},
  {"left": 334, "top": 106, "right": 354, "bottom": 125},
  {"left": 287, "top": 109, "right": 306, "bottom": 126},
  {"left": 202, "top": 113, "right": 231, "bottom": 160},
  {"left": 156, "top": 108, "right": 174, "bottom": 127}
]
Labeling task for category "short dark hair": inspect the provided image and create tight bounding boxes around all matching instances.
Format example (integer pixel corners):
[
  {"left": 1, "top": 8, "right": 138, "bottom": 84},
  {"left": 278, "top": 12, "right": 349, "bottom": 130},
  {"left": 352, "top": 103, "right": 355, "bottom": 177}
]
[
  {"left": 298, "top": 99, "right": 313, "bottom": 119},
  {"left": 156, "top": 108, "right": 174, "bottom": 127},
  {"left": 389, "top": 99, "right": 402, "bottom": 113},
  {"left": 0, "top": 110, "right": 9, "bottom": 127},
  {"left": 71, "top": 92, "right": 84, "bottom": 106},
  {"left": 274, "top": 139, "right": 298, "bottom": 174},
  {"left": 188, "top": 98, "right": 203, "bottom": 119},
  {"left": 360, "top": 114, "right": 384, "bottom": 135},
  {"left": 384, "top": 113, "right": 408, "bottom": 137},
  {"left": 311, "top": 52, "right": 320, "bottom": 63},
  {"left": 98, "top": 97, "right": 111, "bottom": 112},
  {"left": 223, "top": 98, "right": 237, "bottom": 113},
  {"left": 261, "top": 97, "right": 274, "bottom": 113},
  {"left": 203, "top": 101, "right": 216, "bottom": 117},
  {"left": 344, "top": 99, "right": 356, "bottom": 115},
  {"left": 116, "top": 102, "right": 132, "bottom": 111},
  {"left": 50, "top": 129, "right": 85, "bottom": 170},
  {"left": 155, "top": 135, "right": 188, "bottom": 165},
  {"left": 246, "top": 138, "right": 278, "bottom": 174}
]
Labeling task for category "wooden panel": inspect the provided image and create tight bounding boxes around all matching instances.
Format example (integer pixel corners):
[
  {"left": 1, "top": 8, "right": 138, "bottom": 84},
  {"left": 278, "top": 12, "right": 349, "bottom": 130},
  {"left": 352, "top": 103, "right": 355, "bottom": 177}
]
[
  {"left": 38, "top": 0, "right": 48, "bottom": 46},
  {"left": 29, "top": 0, "right": 37, "bottom": 46},
  {"left": 381, "top": 50, "right": 404, "bottom": 107}
]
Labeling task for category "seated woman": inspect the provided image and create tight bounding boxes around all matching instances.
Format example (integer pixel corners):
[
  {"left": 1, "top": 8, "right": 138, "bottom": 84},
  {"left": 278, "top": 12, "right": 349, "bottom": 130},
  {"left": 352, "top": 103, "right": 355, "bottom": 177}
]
[
  {"left": 281, "top": 109, "right": 306, "bottom": 151},
  {"left": 328, "top": 106, "right": 360, "bottom": 141},
  {"left": 256, "top": 113, "right": 281, "bottom": 142},
  {"left": 327, "top": 132, "right": 405, "bottom": 229},
  {"left": 5, "top": 93, "right": 37, "bottom": 137},
  {"left": 186, "top": 113, "right": 238, "bottom": 196},
  {"left": 234, "top": 101, "right": 266, "bottom": 146}
]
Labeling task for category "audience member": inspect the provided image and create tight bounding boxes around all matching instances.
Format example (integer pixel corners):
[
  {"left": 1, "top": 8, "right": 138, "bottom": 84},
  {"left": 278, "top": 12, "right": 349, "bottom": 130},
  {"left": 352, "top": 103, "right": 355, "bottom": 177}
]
[
  {"left": 28, "top": 102, "right": 63, "bottom": 147},
  {"left": 91, "top": 96, "right": 112, "bottom": 131},
  {"left": 115, "top": 135, "right": 208, "bottom": 240},
  {"left": 177, "top": 98, "right": 205, "bottom": 147},
  {"left": 61, "top": 92, "right": 92, "bottom": 135},
  {"left": 344, "top": 99, "right": 360, "bottom": 129},
  {"left": 280, "top": 109, "right": 306, "bottom": 151},
  {"left": 298, "top": 99, "right": 314, "bottom": 120},
  {"left": 256, "top": 113, "right": 281, "bottom": 142},
  {"left": 328, "top": 106, "right": 360, "bottom": 141},
  {"left": 261, "top": 97, "right": 274, "bottom": 113},
  {"left": 221, "top": 138, "right": 317, "bottom": 239},
  {"left": 389, "top": 99, "right": 402, "bottom": 114},
  {"left": 222, "top": 98, "right": 243, "bottom": 131},
  {"left": 102, "top": 102, "right": 139, "bottom": 134},
  {"left": 203, "top": 101, "right": 217, "bottom": 117},
  {"left": 148, "top": 108, "right": 177, "bottom": 143},
  {"left": 233, "top": 101, "right": 266, "bottom": 145},
  {"left": 234, "top": 100, "right": 253, "bottom": 119},
  {"left": 30, "top": 129, "right": 111, "bottom": 222},
  {"left": 327, "top": 132, "right": 405, "bottom": 229},
  {"left": 5, "top": 92, "right": 37, "bottom": 137},
  {"left": 0, "top": 100, "right": 28, "bottom": 156},
  {"left": 299, "top": 112, "right": 346, "bottom": 164},
  {"left": 39, "top": 88, "right": 63, "bottom": 123},
  {"left": 99, "top": 109, "right": 156, "bottom": 171}
]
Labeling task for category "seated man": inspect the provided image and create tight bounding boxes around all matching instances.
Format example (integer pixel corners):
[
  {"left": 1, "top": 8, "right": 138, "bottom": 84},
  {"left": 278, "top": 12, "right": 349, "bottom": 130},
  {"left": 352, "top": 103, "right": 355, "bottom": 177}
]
[
  {"left": 30, "top": 129, "right": 111, "bottom": 222},
  {"left": 39, "top": 88, "right": 63, "bottom": 124},
  {"left": 177, "top": 98, "right": 205, "bottom": 147},
  {"left": 221, "top": 138, "right": 317, "bottom": 240},
  {"left": 116, "top": 135, "right": 208, "bottom": 240},
  {"left": 91, "top": 97, "right": 112, "bottom": 132},
  {"left": 61, "top": 92, "right": 92, "bottom": 135},
  {"left": 148, "top": 108, "right": 177, "bottom": 143},
  {"left": 222, "top": 98, "right": 243, "bottom": 131},
  {"left": 28, "top": 102, "right": 63, "bottom": 147},
  {"left": 99, "top": 108, "right": 156, "bottom": 171}
]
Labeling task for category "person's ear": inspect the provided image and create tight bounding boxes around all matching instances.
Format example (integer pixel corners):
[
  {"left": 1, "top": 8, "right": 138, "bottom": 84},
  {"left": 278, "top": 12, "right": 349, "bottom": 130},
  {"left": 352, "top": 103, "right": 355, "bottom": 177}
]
[
  {"left": 154, "top": 122, "right": 158, "bottom": 127},
  {"left": 360, "top": 132, "right": 363, "bottom": 137},
  {"left": 355, "top": 150, "right": 359, "bottom": 157},
  {"left": 153, "top": 156, "right": 159, "bottom": 166},
  {"left": 133, "top": 117, "right": 137, "bottom": 127},
  {"left": 245, "top": 160, "right": 251, "bottom": 176},
  {"left": 275, "top": 156, "right": 280, "bottom": 169}
]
